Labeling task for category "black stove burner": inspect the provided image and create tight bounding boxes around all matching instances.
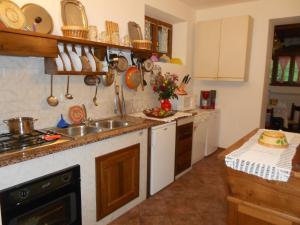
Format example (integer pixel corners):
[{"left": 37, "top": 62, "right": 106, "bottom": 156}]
[{"left": 0, "top": 131, "right": 51, "bottom": 153}]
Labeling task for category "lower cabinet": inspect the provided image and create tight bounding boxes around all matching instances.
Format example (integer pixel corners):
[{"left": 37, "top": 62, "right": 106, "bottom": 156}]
[{"left": 95, "top": 144, "right": 140, "bottom": 220}]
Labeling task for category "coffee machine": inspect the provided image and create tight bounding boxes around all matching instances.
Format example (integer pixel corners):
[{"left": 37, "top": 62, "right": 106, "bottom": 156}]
[{"left": 200, "top": 90, "right": 216, "bottom": 109}]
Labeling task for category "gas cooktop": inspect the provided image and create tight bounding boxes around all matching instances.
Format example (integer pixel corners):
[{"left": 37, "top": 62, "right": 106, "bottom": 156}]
[{"left": 0, "top": 131, "right": 54, "bottom": 153}]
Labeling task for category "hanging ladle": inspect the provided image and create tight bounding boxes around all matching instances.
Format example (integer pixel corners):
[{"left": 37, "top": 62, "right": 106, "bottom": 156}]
[
  {"left": 47, "top": 75, "right": 59, "bottom": 107},
  {"left": 65, "top": 75, "right": 73, "bottom": 100},
  {"left": 93, "top": 77, "right": 100, "bottom": 106}
]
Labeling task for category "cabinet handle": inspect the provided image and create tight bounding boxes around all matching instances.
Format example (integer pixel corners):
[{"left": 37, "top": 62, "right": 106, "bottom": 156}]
[
  {"left": 164, "top": 128, "right": 168, "bottom": 131},
  {"left": 139, "top": 131, "right": 143, "bottom": 136}
]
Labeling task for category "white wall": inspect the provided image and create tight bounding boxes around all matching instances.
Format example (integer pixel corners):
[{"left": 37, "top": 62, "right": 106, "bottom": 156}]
[
  {"left": 0, "top": 0, "right": 195, "bottom": 133},
  {"left": 194, "top": 0, "right": 300, "bottom": 147}
]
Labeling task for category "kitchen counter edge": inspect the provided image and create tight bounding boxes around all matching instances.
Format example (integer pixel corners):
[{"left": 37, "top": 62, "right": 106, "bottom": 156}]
[{"left": 0, "top": 116, "right": 163, "bottom": 168}]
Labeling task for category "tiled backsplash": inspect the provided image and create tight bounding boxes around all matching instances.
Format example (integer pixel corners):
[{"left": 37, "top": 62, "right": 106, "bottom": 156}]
[{"left": 0, "top": 56, "right": 158, "bottom": 133}]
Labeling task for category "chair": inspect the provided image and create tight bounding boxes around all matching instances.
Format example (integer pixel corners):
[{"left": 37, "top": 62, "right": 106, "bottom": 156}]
[
  {"left": 288, "top": 103, "right": 300, "bottom": 132},
  {"left": 266, "top": 108, "right": 285, "bottom": 130}
]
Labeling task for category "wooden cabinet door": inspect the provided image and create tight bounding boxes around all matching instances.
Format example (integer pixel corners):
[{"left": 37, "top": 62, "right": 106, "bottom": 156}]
[
  {"left": 218, "top": 15, "right": 251, "bottom": 81},
  {"left": 194, "top": 19, "right": 222, "bottom": 79},
  {"left": 175, "top": 123, "right": 193, "bottom": 175},
  {"left": 95, "top": 144, "right": 140, "bottom": 220}
]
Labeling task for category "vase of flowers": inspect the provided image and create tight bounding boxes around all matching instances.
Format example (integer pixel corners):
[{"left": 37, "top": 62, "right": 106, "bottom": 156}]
[{"left": 152, "top": 73, "right": 178, "bottom": 111}]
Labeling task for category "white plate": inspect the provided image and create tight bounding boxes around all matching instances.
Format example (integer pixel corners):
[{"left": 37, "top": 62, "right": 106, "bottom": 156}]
[
  {"left": 60, "top": 52, "right": 72, "bottom": 71},
  {"left": 67, "top": 44, "right": 82, "bottom": 71},
  {"left": 55, "top": 55, "right": 64, "bottom": 71},
  {"left": 58, "top": 42, "right": 65, "bottom": 53},
  {"left": 84, "top": 46, "right": 96, "bottom": 72},
  {"left": 75, "top": 45, "right": 82, "bottom": 56}
]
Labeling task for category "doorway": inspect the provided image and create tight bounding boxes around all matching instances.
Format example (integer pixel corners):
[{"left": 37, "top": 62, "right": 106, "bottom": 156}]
[{"left": 261, "top": 17, "right": 300, "bottom": 133}]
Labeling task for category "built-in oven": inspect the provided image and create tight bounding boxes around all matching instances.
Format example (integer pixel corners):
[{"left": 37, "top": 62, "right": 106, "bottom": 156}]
[{"left": 0, "top": 165, "right": 81, "bottom": 225}]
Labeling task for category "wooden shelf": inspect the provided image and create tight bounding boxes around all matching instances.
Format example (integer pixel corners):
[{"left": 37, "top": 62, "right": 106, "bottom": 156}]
[{"left": 0, "top": 28, "right": 153, "bottom": 58}]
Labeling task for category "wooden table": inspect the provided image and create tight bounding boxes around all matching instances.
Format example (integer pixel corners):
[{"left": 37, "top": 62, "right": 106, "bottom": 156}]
[{"left": 219, "top": 129, "right": 300, "bottom": 225}]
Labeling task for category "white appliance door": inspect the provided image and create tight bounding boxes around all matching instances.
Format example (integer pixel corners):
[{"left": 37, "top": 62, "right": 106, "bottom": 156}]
[
  {"left": 150, "top": 122, "right": 176, "bottom": 195},
  {"left": 192, "top": 115, "right": 208, "bottom": 164},
  {"left": 205, "top": 111, "right": 220, "bottom": 156}
]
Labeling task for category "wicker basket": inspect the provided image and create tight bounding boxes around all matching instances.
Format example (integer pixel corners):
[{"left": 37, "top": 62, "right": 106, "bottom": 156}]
[
  {"left": 132, "top": 40, "right": 152, "bottom": 50},
  {"left": 61, "top": 26, "right": 89, "bottom": 39}
]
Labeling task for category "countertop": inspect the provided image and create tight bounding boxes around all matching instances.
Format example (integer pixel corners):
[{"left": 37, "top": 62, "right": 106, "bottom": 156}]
[{"left": 0, "top": 116, "right": 163, "bottom": 168}]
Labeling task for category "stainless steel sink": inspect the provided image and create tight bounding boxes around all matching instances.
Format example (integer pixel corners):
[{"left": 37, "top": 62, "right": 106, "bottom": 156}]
[
  {"left": 89, "top": 120, "right": 130, "bottom": 129},
  {"left": 54, "top": 124, "right": 102, "bottom": 137},
  {"left": 50, "top": 119, "right": 133, "bottom": 138}
]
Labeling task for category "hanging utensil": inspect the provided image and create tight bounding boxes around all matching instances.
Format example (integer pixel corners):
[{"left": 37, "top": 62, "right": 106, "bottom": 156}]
[
  {"left": 84, "top": 75, "right": 100, "bottom": 86},
  {"left": 65, "top": 75, "right": 73, "bottom": 100},
  {"left": 116, "top": 53, "right": 128, "bottom": 72},
  {"left": 138, "top": 63, "right": 144, "bottom": 91},
  {"left": 101, "top": 66, "right": 115, "bottom": 87},
  {"left": 121, "top": 85, "right": 126, "bottom": 115},
  {"left": 47, "top": 75, "right": 59, "bottom": 107},
  {"left": 93, "top": 78, "right": 100, "bottom": 106},
  {"left": 142, "top": 58, "right": 154, "bottom": 72}
]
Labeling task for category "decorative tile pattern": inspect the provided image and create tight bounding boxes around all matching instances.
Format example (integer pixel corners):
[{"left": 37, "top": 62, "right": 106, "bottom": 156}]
[{"left": 109, "top": 151, "right": 228, "bottom": 225}]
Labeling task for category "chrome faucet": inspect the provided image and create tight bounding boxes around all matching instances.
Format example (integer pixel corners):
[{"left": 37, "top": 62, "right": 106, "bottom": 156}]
[
  {"left": 82, "top": 104, "right": 93, "bottom": 125},
  {"left": 114, "top": 83, "right": 126, "bottom": 119}
]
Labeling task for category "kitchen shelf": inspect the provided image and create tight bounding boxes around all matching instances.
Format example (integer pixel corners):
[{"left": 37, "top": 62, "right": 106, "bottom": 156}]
[
  {"left": 47, "top": 71, "right": 106, "bottom": 76},
  {"left": 0, "top": 28, "right": 153, "bottom": 59}
]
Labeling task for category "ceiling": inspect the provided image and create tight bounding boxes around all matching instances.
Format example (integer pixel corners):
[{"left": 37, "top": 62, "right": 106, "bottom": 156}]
[{"left": 179, "top": 0, "right": 259, "bottom": 9}]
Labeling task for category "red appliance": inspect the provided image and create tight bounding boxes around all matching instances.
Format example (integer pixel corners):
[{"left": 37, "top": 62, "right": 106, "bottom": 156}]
[{"left": 200, "top": 90, "right": 216, "bottom": 109}]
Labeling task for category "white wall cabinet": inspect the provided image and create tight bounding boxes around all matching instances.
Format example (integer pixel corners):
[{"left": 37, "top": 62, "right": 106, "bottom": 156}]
[{"left": 194, "top": 15, "right": 252, "bottom": 81}]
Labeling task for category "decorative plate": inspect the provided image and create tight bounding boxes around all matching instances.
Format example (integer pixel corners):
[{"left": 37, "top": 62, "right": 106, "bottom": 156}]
[
  {"left": 69, "top": 105, "right": 85, "bottom": 124},
  {"left": 21, "top": 3, "right": 53, "bottom": 34},
  {"left": 61, "top": 0, "right": 88, "bottom": 28},
  {"left": 0, "top": 0, "right": 26, "bottom": 29}
]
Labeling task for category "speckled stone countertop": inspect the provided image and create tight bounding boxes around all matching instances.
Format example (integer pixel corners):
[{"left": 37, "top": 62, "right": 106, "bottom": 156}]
[{"left": 0, "top": 116, "right": 163, "bottom": 168}]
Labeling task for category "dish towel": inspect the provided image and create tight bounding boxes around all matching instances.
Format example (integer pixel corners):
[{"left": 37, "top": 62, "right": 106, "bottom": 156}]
[
  {"left": 225, "top": 129, "right": 300, "bottom": 182},
  {"left": 130, "top": 112, "right": 192, "bottom": 123}
]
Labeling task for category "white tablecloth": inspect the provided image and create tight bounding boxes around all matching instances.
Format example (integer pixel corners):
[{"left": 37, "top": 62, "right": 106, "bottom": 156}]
[{"left": 225, "top": 129, "right": 300, "bottom": 182}]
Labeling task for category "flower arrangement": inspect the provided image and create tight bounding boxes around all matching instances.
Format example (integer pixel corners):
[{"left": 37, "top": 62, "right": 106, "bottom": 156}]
[{"left": 152, "top": 73, "right": 179, "bottom": 100}]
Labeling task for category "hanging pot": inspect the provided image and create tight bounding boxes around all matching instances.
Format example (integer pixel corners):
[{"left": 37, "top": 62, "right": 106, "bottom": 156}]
[
  {"left": 116, "top": 54, "right": 128, "bottom": 72},
  {"left": 125, "top": 66, "right": 141, "bottom": 90}
]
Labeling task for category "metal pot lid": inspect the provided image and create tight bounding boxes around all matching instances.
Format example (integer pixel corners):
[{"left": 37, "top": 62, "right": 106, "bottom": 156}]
[
  {"left": 117, "top": 56, "right": 128, "bottom": 72},
  {"left": 0, "top": 0, "right": 26, "bottom": 29},
  {"left": 21, "top": 3, "right": 53, "bottom": 34}
]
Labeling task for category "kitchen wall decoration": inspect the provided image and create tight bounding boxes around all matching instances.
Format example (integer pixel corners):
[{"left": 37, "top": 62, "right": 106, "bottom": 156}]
[
  {"left": 0, "top": 0, "right": 25, "bottom": 29},
  {"left": 61, "top": 0, "right": 88, "bottom": 39},
  {"left": 21, "top": 3, "right": 53, "bottom": 34}
]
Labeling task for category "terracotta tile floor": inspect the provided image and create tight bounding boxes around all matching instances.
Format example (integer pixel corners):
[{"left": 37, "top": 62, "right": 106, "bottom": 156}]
[{"left": 109, "top": 152, "right": 228, "bottom": 225}]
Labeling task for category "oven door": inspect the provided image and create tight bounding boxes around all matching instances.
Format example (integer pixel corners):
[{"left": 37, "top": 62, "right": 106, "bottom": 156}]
[
  {"left": 7, "top": 192, "right": 79, "bottom": 225},
  {"left": 1, "top": 166, "right": 82, "bottom": 225}
]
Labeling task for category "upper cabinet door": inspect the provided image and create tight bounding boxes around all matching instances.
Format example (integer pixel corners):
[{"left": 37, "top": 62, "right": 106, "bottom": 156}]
[
  {"left": 218, "top": 15, "right": 251, "bottom": 81},
  {"left": 194, "top": 19, "right": 222, "bottom": 79}
]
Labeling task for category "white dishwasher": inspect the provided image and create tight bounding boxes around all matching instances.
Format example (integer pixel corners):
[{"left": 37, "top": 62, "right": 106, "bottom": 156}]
[{"left": 150, "top": 122, "right": 176, "bottom": 195}]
